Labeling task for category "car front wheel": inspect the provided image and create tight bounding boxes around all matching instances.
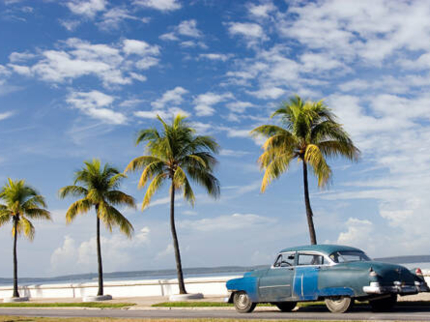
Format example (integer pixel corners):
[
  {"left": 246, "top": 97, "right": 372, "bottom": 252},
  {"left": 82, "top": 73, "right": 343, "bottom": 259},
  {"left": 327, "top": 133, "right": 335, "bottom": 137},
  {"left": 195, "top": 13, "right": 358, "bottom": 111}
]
[
  {"left": 369, "top": 294, "right": 397, "bottom": 312},
  {"left": 324, "top": 296, "right": 354, "bottom": 313},
  {"left": 233, "top": 291, "right": 256, "bottom": 313},
  {"left": 274, "top": 301, "right": 297, "bottom": 312}
]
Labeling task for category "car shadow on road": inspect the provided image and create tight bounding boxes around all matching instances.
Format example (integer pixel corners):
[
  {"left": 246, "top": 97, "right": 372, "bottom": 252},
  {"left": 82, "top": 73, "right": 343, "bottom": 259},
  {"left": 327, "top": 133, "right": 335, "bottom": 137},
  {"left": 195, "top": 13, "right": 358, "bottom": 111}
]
[{"left": 288, "top": 302, "right": 430, "bottom": 313}]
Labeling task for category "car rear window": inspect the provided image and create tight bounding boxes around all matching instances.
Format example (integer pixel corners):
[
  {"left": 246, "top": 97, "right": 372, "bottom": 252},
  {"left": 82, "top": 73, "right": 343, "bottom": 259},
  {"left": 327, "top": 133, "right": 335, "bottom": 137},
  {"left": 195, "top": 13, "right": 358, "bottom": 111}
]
[
  {"left": 297, "top": 254, "right": 325, "bottom": 266},
  {"left": 330, "top": 250, "right": 371, "bottom": 263}
]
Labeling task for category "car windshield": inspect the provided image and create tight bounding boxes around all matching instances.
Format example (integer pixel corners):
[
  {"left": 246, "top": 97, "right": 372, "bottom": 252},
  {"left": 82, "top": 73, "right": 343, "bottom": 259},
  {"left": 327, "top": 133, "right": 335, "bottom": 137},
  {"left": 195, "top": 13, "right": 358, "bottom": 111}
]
[{"left": 329, "top": 250, "right": 371, "bottom": 263}]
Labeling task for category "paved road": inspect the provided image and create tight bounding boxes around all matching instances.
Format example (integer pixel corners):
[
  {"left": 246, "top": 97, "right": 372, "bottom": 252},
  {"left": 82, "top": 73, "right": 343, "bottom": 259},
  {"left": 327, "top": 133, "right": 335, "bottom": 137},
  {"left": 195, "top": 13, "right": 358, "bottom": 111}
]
[{"left": 1, "top": 305, "right": 430, "bottom": 321}]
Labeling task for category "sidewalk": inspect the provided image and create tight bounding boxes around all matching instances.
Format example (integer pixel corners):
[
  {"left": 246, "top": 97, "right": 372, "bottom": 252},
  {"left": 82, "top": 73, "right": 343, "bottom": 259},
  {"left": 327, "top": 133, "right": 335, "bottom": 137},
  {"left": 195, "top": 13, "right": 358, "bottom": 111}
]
[{"left": 2, "top": 295, "right": 226, "bottom": 308}]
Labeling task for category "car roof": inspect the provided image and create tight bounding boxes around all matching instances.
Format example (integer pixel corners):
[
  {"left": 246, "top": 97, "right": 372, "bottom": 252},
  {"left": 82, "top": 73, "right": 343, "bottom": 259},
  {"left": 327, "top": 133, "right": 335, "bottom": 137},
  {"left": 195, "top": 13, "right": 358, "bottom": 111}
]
[{"left": 279, "top": 244, "right": 364, "bottom": 255}]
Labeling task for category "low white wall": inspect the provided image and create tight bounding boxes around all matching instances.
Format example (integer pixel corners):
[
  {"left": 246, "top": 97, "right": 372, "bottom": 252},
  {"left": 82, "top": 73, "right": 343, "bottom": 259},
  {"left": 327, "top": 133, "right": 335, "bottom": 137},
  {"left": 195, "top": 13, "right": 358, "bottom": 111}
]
[
  {"left": 0, "top": 275, "right": 241, "bottom": 299},
  {"left": 0, "top": 271, "right": 429, "bottom": 300}
]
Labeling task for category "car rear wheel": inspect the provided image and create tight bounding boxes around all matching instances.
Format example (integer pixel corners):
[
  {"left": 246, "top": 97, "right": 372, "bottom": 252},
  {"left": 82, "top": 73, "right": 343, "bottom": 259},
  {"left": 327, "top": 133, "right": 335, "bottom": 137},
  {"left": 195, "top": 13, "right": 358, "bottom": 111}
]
[
  {"left": 233, "top": 291, "right": 256, "bottom": 313},
  {"left": 274, "top": 301, "right": 297, "bottom": 312},
  {"left": 324, "top": 296, "right": 354, "bottom": 313},
  {"left": 369, "top": 294, "right": 397, "bottom": 312}
]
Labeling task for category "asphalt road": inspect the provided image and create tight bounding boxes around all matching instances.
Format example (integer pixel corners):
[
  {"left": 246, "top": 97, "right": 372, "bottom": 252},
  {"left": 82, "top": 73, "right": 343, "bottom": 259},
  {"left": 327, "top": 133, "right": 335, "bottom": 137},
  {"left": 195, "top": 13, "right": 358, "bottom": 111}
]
[{"left": 1, "top": 305, "right": 430, "bottom": 321}]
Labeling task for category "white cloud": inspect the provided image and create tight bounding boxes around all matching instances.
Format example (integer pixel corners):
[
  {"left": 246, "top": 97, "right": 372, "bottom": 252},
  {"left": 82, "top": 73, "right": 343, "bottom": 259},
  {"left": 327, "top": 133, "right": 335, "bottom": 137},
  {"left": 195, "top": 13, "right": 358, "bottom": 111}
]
[
  {"left": 226, "top": 101, "right": 254, "bottom": 113},
  {"left": 0, "top": 64, "right": 11, "bottom": 77},
  {"left": 133, "top": 0, "right": 181, "bottom": 12},
  {"left": 129, "top": 72, "right": 147, "bottom": 82},
  {"left": 0, "top": 111, "right": 14, "bottom": 121},
  {"left": 159, "top": 32, "right": 179, "bottom": 41},
  {"left": 179, "top": 213, "right": 276, "bottom": 232},
  {"left": 123, "top": 39, "right": 160, "bottom": 56},
  {"left": 300, "top": 52, "right": 346, "bottom": 73},
  {"left": 198, "top": 53, "right": 231, "bottom": 62},
  {"left": 134, "top": 107, "right": 189, "bottom": 120},
  {"left": 160, "top": 20, "right": 204, "bottom": 47},
  {"left": 193, "top": 92, "right": 234, "bottom": 116},
  {"left": 12, "top": 38, "right": 160, "bottom": 87},
  {"left": 179, "top": 41, "right": 207, "bottom": 49},
  {"left": 247, "top": 87, "right": 285, "bottom": 99},
  {"left": 134, "top": 87, "right": 189, "bottom": 121},
  {"left": 155, "top": 244, "right": 174, "bottom": 260},
  {"left": 151, "top": 86, "right": 188, "bottom": 109},
  {"left": 4, "top": 0, "right": 26, "bottom": 4},
  {"left": 136, "top": 57, "right": 159, "bottom": 70},
  {"left": 32, "top": 39, "right": 126, "bottom": 85},
  {"left": 220, "top": 149, "right": 250, "bottom": 157},
  {"left": 8, "top": 64, "right": 31, "bottom": 76},
  {"left": 336, "top": 218, "right": 378, "bottom": 253},
  {"left": 190, "top": 121, "right": 212, "bottom": 135},
  {"left": 66, "top": 90, "right": 127, "bottom": 125},
  {"left": 98, "top": 8, "right": 142, "bottom": 31},
  {"left": 119, "top": 98, "right": 145, "bottom": 107},
  {"left": 66, "top": 0, "right": 107, "bottom": 18},
  {"left": 9, "top": 51, "right": 35, "bottom": 63},
  {"left": 248, "top": 2, "right": 276, "bottom": 18},
  {"left": 0, "top": 65, "right": 11, "bottom": 87},
  {"left": 176, "top": 19, "right": 202, "bottom": 38},
  {"left": 50, "top": 235, "right": 78, "bottom": 273},
  {"left": 228, "top": 22, "right": 266, "bottom": 41},
  {"left": 59, "top": 19, "right": 81, "bottom": 31},
  {"left": 278, "top": 0, "right": 430, "bottom": 64},
  {"left": 50, "top": 227, "right": 151, "bottom": 274}
]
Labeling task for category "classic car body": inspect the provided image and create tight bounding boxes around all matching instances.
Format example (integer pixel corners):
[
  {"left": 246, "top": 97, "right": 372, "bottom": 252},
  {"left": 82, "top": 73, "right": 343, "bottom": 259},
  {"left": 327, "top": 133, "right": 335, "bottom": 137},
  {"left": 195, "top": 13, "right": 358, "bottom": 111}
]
[{"left": 226, "top": 245, "right": 429, "bottom": 313}]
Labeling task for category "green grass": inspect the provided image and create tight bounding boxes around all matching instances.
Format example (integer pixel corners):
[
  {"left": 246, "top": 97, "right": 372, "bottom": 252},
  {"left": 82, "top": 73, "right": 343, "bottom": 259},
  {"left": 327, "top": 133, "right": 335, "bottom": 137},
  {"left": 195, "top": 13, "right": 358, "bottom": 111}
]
[
  {"left": 0, "top": 318, "right": 372, "bottom": 322},
  {"left": 0, "top": 302, "right": 135, "bottom": 308}
]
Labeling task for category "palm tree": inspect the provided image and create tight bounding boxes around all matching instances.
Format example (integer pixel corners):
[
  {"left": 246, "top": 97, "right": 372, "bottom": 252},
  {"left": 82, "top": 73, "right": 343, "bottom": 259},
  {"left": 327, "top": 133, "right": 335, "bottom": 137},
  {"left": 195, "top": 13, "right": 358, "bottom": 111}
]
[
  {"left": 252, "top": 95, "right": 360, "bottom": 245},
  {"left": 0, "top": 179, "right": 51, "bottom": 298},
  {"left": 59, "top": 159, "right": 135, "bottom": 297},
  {"left": 125, "top": 114, "right": 220, "bottom": 295}
]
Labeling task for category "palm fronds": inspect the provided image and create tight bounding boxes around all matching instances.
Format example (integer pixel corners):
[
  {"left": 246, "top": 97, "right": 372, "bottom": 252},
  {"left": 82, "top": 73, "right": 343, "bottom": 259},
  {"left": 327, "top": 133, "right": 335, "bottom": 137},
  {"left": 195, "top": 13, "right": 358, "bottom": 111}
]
[{"left": 59, "top": 159, "right": 136, "bottom": 234}]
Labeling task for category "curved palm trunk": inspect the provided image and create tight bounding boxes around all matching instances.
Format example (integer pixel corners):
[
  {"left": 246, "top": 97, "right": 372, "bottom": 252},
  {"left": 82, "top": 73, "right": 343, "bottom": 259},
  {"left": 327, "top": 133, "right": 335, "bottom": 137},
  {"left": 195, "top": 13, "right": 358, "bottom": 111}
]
[
  {"left": 302, "top": 161, "right": 317, "bottom": 245},
  {"left": 96, "top": 207, "right": 104, "bottom": 296},
  {"left": 12, "top": 216, "right": 19, "bottom": 298},
  {"left": 170, "top": 183, "right": 187, "bottom": 294}
]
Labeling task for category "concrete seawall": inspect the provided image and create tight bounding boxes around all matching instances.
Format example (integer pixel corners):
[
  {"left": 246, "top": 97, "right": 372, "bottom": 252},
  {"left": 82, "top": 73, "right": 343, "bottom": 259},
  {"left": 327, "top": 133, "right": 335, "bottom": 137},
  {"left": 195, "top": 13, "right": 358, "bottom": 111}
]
[
  {"left": 0, "top": 275, "right": 241, "bottom": 299},
  {"left": 0, "top": 272, "right": 429, "bottom": 300}
]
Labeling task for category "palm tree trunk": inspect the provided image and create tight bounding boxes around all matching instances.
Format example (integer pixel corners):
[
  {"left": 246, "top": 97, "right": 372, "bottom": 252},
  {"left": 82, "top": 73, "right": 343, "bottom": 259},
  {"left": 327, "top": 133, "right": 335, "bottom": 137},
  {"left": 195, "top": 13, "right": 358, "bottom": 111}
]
[
  {"left": 170, "top": 182, "right": 187, "bottom": 294},
  {"left": 303, "top": 161, "right": 317, "bottom": 245},
  {"left": 96, "top": 206, "right": 104, "bottom": 296},
  {"left": 12, "top": 216, "right": 19, "bottom": 298}
]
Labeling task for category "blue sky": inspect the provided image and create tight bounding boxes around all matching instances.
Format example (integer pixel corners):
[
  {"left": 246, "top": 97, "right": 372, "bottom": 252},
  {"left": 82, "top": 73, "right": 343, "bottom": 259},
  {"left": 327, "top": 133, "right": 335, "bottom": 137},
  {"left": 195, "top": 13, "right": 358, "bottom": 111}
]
[{"left": 1, "top": 0, "right": 430, "bottom": 277}]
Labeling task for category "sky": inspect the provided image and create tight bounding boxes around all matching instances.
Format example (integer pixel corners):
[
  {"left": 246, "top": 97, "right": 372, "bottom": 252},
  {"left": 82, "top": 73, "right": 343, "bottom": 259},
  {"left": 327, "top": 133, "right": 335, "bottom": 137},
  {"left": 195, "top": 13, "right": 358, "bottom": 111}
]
[{"left": 1, "top": 0, "right": 430, "bottom": 278}]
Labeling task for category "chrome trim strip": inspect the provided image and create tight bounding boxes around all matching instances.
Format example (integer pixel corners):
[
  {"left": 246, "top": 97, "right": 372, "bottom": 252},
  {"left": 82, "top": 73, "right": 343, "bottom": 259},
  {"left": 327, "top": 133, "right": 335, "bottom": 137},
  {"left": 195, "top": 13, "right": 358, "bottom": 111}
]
[{"left": 259, "top": 284, "right": 291, "bottom": 289}]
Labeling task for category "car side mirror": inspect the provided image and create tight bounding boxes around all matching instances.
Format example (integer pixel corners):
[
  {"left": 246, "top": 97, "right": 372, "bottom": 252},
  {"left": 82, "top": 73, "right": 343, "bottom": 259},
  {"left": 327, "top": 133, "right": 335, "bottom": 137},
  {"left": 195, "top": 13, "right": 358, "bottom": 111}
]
[{"left": 288, "top": 255, "right": 295, "bottom": 260}]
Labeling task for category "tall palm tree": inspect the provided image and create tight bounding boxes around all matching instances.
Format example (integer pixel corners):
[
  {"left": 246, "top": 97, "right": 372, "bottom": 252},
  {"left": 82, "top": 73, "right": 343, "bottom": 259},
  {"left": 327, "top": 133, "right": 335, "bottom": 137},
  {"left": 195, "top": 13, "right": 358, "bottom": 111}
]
[
  {"left": 252, "top": 95, "right": 360, "bottom": 245},
  {"left": 59, "top": 159, "right": 135, "bottom": 297},
  {"left": 0, "top": 179, "right": 51, "bottom": 298},
  {"left": 125, "top": 114, "right": 220, "bottom": 295}
]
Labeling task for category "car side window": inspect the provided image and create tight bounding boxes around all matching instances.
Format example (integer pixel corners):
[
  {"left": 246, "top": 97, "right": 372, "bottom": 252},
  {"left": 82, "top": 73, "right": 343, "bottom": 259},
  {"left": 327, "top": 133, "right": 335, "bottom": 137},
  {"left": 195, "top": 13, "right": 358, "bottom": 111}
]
[
  {"left": 273, "top": 252, "right": 295, "bottom": 267},
  {"left": 297, "top": 254, "right": 325, "bottom": 266}
]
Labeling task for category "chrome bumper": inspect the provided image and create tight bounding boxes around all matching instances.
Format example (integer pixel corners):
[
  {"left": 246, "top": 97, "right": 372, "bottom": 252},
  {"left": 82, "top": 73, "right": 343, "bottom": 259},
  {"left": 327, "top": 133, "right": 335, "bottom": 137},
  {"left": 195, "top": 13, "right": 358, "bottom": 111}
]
[{"left": 363, "top": 281, "right": 430, "bottom": 294}]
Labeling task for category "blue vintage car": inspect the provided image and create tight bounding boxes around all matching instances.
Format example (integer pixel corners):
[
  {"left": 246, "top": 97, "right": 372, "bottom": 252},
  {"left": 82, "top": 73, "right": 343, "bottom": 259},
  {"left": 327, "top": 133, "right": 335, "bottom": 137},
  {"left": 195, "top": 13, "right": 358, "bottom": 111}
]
[{"left": 226, "top": 245, "right": 429, "bottom": 313}]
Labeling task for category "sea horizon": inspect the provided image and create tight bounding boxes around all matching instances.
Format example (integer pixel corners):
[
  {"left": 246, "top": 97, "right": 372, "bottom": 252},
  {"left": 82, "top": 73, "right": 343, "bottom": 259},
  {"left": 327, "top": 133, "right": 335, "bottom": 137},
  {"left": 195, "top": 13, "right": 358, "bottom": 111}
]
[{"left": 1, "top": 255, "right": 430, "bottom": 287}]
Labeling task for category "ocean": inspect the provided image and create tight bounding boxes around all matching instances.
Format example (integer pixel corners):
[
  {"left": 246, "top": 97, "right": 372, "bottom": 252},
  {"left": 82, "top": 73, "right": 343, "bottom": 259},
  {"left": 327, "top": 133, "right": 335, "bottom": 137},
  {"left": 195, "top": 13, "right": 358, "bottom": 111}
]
[{"left": 1, "top": 259, "right": 429, "bottom": 287}]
